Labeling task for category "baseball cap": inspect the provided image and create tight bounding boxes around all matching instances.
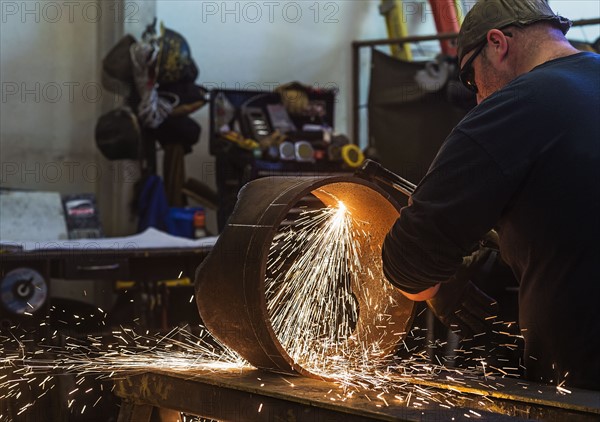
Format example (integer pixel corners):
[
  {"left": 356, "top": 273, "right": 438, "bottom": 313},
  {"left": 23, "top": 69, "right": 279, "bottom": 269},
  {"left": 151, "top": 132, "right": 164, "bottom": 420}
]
[{"left": 458, "top": 0, "right": 572, "bottom": 64}]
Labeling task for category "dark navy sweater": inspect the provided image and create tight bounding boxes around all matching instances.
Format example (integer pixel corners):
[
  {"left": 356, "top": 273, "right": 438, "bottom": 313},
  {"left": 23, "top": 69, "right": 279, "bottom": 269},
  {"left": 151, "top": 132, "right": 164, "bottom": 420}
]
[{"left": 383, "top": 52, "right": 600, "bottom": 389}]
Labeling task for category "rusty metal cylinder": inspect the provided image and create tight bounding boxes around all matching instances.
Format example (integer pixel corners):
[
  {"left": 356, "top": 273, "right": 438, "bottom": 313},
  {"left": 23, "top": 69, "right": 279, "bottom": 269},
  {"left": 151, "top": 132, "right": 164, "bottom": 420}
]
[{"left": 195, "top": 175, "right": 414, "bottom": 378}]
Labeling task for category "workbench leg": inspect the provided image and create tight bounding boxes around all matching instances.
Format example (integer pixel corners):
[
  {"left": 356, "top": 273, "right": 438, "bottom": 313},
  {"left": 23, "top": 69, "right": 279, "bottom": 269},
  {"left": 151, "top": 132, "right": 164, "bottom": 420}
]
[{"left": 117, "top": 400, "right": 153, "bottom": 422}]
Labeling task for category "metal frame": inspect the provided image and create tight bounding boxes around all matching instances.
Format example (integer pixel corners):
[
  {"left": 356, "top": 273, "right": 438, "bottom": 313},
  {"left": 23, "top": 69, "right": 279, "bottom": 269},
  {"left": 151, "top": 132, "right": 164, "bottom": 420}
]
[{"left": 351, "top": 18, "right": 600, "bottom": 147}]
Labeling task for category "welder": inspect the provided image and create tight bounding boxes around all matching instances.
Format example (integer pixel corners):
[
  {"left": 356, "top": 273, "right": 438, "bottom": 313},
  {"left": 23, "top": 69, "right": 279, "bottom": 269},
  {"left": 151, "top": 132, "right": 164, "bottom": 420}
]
[{"left": 381, "top": 0, "right": 600, "bottom": 390}]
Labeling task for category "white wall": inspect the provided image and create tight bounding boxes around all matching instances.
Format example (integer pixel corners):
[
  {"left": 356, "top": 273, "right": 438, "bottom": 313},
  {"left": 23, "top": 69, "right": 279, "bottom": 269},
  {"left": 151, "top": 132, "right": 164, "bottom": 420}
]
[{"left": 0, "top": 0, "right": 102, "bottom": 195}]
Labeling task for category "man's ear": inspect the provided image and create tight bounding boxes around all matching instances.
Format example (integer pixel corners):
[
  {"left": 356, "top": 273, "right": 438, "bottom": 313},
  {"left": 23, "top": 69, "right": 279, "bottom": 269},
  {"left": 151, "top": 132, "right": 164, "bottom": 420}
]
[{"left": 486, "top": 29, "right": 510, "bottom": 62}]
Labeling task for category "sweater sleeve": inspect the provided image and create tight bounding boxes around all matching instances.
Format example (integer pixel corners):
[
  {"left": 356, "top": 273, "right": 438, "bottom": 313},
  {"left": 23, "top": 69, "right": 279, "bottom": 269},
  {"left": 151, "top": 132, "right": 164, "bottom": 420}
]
[{"left": 382, "top": 129, "right": 513, "bottom": 293}]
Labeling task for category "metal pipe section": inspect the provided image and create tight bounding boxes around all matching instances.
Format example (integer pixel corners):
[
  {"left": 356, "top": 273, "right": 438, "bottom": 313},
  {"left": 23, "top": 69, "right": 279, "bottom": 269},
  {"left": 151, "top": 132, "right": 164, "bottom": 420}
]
[{"left": 195, "top": 175, "right": 415, "bottom": 379}]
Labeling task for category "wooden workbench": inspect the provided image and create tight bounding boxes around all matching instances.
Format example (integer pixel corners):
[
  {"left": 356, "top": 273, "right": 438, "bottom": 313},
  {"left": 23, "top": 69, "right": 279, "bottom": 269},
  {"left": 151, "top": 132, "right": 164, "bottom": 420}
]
[{"left": 113, "top": 367, "right": 600, "bottom": 421}]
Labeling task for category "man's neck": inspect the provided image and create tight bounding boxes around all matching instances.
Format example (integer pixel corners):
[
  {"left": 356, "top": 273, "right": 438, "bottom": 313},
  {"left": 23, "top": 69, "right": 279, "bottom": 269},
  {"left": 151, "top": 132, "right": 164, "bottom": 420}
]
[{"left": 517, "top": 40, "right": 580, "bottom": 75}]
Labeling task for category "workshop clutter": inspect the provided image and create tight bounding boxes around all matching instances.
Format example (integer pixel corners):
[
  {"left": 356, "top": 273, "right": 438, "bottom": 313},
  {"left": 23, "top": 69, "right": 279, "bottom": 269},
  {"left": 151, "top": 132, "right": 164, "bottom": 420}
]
[
  {"left": 210, "top": 82, "right": 362, "bottom": 168},
  {"left": 95, "top": 19, "right": 207, "bottom": 161},
  {"left": 97, "top": 22, "right": 366, "bottom": 233},
  {"left": 210, "top": 83, "right": 366, "bottom": 231},
  {"left": 98, "top": 19, "right": 217, "bottom": 232}
]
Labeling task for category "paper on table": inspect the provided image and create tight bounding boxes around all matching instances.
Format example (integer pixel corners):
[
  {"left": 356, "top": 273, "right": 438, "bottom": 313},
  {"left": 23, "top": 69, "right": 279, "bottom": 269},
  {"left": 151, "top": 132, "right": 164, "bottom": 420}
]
[{"left": 0, "top": 228, "right": 217, "bottom": 252}]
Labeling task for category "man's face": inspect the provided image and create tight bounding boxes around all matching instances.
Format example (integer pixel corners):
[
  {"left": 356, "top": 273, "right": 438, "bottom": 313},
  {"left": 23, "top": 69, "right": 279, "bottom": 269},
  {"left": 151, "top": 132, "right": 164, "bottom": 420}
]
[{"left": 460, "top": 31, "right": 516, "bottom": 103}]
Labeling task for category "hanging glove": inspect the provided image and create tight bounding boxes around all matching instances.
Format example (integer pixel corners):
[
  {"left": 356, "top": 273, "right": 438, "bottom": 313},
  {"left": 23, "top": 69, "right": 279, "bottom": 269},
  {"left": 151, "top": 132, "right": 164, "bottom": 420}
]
[
  {"left": 130, "top": 41, "right": 176, "bottom": 128},
  {"left": 426, "top": 247, "right": 500, "bottom": 339}
]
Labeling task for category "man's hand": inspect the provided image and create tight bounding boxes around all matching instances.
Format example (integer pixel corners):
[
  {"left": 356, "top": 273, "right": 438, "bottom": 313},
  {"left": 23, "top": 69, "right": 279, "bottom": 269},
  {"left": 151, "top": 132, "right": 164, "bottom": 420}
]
[{"left": 425, "top": 247, "right": 500, "bottom": 339}]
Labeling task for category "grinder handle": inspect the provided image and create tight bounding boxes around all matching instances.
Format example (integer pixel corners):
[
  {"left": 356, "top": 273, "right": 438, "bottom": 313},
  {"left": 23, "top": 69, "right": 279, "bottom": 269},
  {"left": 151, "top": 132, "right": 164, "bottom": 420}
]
[{"left": 356, "top": 159, "right": 416, "bottom": 198}]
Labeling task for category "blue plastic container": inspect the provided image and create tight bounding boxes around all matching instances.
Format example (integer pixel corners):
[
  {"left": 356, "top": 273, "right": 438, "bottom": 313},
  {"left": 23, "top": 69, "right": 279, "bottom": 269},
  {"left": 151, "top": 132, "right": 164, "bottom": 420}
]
[{"left": 166, "top": 207, "right": 204, "bottom": 239}]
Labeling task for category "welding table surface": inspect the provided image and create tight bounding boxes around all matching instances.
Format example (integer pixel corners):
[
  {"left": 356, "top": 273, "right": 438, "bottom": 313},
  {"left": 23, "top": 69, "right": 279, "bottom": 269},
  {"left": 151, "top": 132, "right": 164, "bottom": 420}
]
[
  {"left": 113, "top": 367, "right": 600, "bottom": 421},
  {"left": 0, "top": 228, "right": 215, "bottom": 282}
]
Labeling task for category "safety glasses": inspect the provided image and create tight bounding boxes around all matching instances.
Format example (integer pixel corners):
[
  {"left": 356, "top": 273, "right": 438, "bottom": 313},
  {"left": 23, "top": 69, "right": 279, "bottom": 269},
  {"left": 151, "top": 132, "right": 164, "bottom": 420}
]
[{"left": 459, "top": 41, "right": 487, "bottom": 93}]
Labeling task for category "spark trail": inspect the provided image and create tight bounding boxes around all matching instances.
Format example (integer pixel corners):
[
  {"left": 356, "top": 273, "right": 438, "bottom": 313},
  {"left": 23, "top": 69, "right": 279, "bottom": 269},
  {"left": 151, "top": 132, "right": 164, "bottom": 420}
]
[{"left": 266, "top": 202, "right": 363, "bottom": 375}]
